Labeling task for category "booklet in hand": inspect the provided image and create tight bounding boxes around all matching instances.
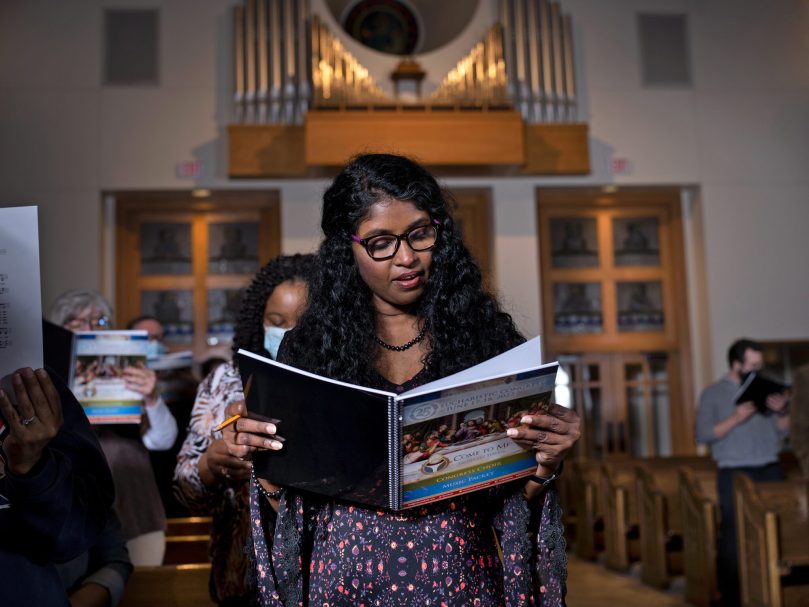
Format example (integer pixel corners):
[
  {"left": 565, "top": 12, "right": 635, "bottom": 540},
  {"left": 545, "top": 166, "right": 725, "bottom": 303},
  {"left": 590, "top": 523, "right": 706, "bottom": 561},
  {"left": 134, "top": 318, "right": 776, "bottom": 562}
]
[
  {"left": 70, "top": 330, "right": 149, "bottom": 424},
  {"left": 237, "top": 337, "right": 559, "bottom": 510},
  {"left": 734, "top": 371, "right": 789, "bottom": 414}
]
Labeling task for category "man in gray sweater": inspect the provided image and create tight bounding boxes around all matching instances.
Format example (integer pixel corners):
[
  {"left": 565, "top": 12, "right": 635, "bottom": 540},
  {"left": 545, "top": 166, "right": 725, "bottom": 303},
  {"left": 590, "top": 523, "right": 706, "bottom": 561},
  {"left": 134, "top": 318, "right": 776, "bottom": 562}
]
[{"left": 696, "top": 338, "right": 790, "bottom": 606}]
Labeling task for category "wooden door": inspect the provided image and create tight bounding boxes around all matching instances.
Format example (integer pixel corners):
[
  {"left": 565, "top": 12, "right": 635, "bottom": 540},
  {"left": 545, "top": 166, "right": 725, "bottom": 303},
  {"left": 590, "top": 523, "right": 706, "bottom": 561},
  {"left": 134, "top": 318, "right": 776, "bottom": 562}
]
[
  {"left": 115, "top": 191, "right": 280, "bottom": 360},
  {"left": 539, "top": 188, "right": 694, "bottom": 458}
]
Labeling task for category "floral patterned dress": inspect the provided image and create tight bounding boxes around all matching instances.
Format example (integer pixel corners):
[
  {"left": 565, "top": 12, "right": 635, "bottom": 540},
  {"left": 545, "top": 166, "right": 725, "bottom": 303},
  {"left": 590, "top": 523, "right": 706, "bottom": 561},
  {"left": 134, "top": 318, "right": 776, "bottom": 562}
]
[{"left": 250, "top": 372, "right": 567, "bottom": 607}]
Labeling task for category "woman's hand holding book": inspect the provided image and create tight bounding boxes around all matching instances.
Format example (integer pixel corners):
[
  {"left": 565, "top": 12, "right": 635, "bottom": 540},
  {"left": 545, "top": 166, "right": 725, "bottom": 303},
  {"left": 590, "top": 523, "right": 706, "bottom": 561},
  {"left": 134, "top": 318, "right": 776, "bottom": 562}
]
[{"left": 220, "top": 399, "right": 284, "bottom": 459}]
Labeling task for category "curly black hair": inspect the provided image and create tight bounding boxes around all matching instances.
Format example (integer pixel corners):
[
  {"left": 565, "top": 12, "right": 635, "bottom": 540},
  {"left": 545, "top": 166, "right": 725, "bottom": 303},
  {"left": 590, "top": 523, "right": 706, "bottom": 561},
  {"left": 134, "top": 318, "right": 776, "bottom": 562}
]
[
  {"left": 231, "top": 253, "right": 317, "bottom": 360},
  {"left": 283, "top": 154, "right": 524, "bottom": 385}
]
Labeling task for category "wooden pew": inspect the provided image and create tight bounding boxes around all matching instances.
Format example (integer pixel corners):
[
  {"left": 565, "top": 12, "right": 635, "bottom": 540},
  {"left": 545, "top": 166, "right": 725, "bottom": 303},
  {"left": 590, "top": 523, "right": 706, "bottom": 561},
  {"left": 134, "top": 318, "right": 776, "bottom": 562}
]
[
  {"left": 163, "top": 516, "right": 212, "bottom": 565},
  {"left": 636, "top": 456, "right": 716, "bottom": 589},
  {"left": 602, "top": 460, "right": 641, "bottom": 572},
  {"left": 119, "top": 564, "right": 215, "bottom": 606},
  {"left": 571, "top": 459, "right": 605, "bottom": 561},
  {"left": 679, "top": 466, "right": 720, "bottom": 607},
  {"left": 735, "top": 475, "right": 809, "bottom": 607}
]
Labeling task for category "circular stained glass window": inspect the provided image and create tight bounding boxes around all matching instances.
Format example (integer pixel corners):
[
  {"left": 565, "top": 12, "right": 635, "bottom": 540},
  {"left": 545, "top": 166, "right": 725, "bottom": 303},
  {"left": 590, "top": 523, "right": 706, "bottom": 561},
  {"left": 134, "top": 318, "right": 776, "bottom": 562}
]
[{"left": 343, "top": 0, "right": 422, "bottom": 55}]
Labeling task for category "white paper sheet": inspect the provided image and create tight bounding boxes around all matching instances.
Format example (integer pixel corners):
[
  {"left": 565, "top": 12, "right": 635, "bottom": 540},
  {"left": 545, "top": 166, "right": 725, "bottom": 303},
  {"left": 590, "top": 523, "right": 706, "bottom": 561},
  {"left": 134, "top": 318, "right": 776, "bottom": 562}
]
[{"left": 0, "top": 206, "right": 44, "bottom": 381}]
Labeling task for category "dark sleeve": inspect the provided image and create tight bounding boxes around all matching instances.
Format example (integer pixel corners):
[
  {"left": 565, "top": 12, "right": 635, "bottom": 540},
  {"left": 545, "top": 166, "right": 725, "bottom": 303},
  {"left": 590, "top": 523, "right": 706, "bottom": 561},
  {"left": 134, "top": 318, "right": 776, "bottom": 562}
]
[
  {"left": 82, "top": 510, "right": 133, "bottom": 606},
  {"left": 3, "top": 370, "right": 115, "bottom": 564}
]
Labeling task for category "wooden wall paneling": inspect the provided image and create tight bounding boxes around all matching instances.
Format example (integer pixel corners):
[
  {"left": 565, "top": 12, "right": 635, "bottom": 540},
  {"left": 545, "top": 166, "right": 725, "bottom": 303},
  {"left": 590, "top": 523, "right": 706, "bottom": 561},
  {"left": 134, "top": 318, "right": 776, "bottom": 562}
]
[
  {"left": 668, "top": 198, "right": 696, "bottom": 454},
  {"left": 522, "top": 123, "right": 590, "bottom": 175},
  {"left": 115, "top": 204, "right": 138, "bottom": 329},
  {"left": 259, "top": 203, "right": 282, "bottom": 265},
  {"left": 304, "top": 111, "right": 525, "bottom": 167},
  {"left": 447, "top": 188, "right": 493, "bottom": 286},
  {"left": 228, "top": 125, "right": 306, "bottom": 177}
]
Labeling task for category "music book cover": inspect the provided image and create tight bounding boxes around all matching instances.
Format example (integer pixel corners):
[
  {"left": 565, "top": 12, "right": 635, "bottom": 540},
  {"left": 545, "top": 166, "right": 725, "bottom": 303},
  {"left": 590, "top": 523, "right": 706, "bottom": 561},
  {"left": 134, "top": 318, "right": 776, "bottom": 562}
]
[
  {"left": 43, "top": 319, "right": 76, "bottom": 387},
  {"left": 237, "top": 337, "right": 559, "bottom": 510},
  {"left": 70, "top": 330, "right": 148, "bottom": 424},
  {"left": 734, "top": 371, "right": 789, "bottom": 414}
]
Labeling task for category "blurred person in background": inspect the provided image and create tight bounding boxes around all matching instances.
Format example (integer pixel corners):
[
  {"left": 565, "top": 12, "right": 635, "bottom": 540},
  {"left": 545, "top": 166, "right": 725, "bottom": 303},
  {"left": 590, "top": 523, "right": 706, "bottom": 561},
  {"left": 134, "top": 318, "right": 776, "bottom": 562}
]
[
  {"left": 174, "top": 254, "right": 314, "bottom": 606},
  {"left": 50, "top": 289, "right": 178, "bottom": 565}
]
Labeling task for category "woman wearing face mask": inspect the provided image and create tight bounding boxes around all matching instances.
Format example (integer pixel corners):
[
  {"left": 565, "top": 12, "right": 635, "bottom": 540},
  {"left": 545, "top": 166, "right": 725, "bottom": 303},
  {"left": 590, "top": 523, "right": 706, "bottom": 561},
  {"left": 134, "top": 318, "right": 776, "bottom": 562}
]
[{"left": 173, "top": 254, "right": 314, "bottom": 606}]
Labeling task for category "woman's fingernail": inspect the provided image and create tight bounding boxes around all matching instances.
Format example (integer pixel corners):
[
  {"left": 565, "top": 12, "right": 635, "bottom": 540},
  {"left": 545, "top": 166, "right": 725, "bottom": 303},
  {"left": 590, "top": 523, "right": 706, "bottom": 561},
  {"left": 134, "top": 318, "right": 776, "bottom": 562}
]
[
  {"left": 520, "top": 416, "right": 532, "bottom": 425},
  {"left": 506, "top": 428, "right": 518, "bottom": 437},
  {"left": 270, "top": 440, "right": 283, "bottom": 450},
  {"left": 266, "top": 423, "right": 276, "bottom": 434}
]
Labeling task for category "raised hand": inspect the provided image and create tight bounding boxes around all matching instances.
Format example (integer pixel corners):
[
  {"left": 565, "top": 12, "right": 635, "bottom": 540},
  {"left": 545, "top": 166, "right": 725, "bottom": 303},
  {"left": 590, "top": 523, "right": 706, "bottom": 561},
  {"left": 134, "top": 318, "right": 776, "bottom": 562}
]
[
  {"left": 123, "top": 364, "right": 159, "bottom": 406},
  {"left": 0, "top": 368, "right": 64, "bottom": 475}
]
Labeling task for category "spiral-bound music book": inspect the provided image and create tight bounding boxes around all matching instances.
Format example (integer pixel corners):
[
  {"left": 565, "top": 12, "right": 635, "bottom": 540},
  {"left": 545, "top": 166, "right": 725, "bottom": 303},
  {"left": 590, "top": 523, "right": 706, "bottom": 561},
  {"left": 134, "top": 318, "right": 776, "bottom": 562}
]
[{"left": 237, "top": 337, "right": 558, "bottom": 510}]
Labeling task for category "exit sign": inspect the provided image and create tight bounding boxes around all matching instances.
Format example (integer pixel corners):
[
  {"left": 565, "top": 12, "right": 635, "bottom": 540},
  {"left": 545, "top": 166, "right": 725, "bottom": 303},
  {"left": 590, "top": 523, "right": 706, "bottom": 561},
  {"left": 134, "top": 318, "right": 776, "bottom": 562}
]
[
  {"left": 176, "top": 160, "right": 202, "bottom": 179},
  {"left": 611, "top": 157, "right": 633, "bottom": 175}
]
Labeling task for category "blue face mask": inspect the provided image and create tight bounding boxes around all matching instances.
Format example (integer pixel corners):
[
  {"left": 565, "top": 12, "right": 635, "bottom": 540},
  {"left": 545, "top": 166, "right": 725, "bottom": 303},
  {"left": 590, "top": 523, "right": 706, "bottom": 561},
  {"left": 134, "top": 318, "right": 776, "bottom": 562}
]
[
  {"left": 263, "top": 326, "right": 288, "bottom": 360},
  {"left": 146, "top": 339, "right": 169, "bottom": 360}
]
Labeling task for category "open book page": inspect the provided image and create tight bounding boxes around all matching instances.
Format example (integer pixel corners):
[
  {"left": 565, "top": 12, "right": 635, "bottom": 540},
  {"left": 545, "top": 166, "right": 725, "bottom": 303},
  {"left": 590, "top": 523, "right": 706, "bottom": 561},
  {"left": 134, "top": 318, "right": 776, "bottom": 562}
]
[
  {"left": 237, "top": 339, "right": 557, "bottom": 510},
  {"left": 398, "top": 359, "right": 558, "bottom": 508},
  {"left": 397, "top": 336, "right": 542, "bottom": 400},
  {"left": 0, "top": 206, "right": 44, "bottom": 385},
  {"left": 71, "top": 331, "right": 148, "bottom": 424}
]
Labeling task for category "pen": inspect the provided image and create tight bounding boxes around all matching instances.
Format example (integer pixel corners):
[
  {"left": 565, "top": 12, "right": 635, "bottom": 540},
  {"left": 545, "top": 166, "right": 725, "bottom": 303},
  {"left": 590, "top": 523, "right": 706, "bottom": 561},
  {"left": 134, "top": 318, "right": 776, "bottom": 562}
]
[{"left": 213, "top": 414, "right": 241, "bottom": 433}]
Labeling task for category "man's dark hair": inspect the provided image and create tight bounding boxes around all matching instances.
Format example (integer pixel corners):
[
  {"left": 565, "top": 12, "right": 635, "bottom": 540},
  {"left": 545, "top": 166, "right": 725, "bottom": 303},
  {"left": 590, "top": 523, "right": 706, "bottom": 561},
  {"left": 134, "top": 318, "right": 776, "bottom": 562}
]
[
  {"left": 126, "top": 315, "right": 160, "bottom": 330},
  {"left": 728, "top": 338, "right": 763, "bottom": 367}
]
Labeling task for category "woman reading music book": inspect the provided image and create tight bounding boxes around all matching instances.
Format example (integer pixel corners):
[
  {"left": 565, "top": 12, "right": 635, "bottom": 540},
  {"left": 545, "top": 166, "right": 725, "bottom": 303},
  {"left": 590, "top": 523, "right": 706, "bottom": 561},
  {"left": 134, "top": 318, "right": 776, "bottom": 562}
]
[
  {"left": 222, "top": 154, "right": 581, "bottom": 606},
  {"left": 236, "top": 336, "right": 559, "bottom": 510}
]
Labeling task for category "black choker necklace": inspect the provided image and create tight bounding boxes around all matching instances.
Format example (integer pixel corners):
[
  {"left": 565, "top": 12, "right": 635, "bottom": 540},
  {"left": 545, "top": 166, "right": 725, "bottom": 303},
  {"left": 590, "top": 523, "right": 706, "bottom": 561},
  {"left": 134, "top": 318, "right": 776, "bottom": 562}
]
[{"left": 375, "top": 325, "right": 427, "bottom": 352}]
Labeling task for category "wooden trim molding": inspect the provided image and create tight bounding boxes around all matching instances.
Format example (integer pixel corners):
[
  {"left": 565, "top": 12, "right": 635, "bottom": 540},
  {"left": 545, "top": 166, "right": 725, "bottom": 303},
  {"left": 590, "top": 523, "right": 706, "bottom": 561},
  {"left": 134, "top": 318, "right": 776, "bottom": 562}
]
[{"left": 228, "top": 114, "right": 589, "bottom": 177}]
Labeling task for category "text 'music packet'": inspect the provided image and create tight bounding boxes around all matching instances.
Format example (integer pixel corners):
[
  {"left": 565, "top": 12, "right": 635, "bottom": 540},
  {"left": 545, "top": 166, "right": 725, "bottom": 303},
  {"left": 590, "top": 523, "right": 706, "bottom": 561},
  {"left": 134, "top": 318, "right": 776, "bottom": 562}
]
[{"left": 237, "top": 337, "right": 559, "bottom": 510}]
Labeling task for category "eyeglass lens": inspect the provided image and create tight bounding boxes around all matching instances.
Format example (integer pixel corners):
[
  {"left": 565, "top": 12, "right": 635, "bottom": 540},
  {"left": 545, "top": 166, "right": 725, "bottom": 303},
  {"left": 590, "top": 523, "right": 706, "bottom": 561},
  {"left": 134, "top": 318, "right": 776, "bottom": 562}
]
[
  {"left": 67, "top": 315, "right": 109, "bottom": 330},
  {"left": 366, "top": 225, "right": 437, "bottom": 259}
]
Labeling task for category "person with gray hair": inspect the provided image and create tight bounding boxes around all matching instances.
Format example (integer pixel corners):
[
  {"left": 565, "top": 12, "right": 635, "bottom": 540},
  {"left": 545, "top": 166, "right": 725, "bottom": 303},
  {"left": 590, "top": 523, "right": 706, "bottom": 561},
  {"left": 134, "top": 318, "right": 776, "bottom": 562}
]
[
  {"left": 48, "top": 289, "right": 113, "bottom": 331},
  {"left": 49, "top": 289, "right": 178, "bottom": 567}
]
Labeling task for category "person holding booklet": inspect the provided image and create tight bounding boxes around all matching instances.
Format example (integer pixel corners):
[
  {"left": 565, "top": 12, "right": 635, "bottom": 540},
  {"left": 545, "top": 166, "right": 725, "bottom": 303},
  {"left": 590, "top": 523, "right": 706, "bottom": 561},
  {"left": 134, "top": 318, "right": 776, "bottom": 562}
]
[
  {"left": 174, "top": 254, "right": 315, "bottom": 606},
  {"left": 696, "top": 337, "right": 790, "bottom": 605},
  {"left": 49, "top": 289, "right": 178, "bottom": 565},
  {"left": 223, "top": 154, "right": 581, "bottom": 606}
]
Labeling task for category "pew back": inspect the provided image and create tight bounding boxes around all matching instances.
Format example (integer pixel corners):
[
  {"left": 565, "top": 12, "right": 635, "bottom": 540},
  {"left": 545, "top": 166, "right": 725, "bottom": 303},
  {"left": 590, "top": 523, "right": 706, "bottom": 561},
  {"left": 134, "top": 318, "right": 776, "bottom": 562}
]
[
  {"left": 119, "top": 564, "right": 215, "bottom": 606},
  {"left": 572, "top": 459, "right": 605, "bottom": 560},
  {"left": 602, "top": 460, "right": 640, "bottom": 572},
  {"left": 735, "top": 475, "right": 809, "bottom": 607},
  {"left": 636, "top": 456, "right": 715, "bottom": 588},
  {"left": 680, "top": 466, "right": 720, "bottom": 607}
]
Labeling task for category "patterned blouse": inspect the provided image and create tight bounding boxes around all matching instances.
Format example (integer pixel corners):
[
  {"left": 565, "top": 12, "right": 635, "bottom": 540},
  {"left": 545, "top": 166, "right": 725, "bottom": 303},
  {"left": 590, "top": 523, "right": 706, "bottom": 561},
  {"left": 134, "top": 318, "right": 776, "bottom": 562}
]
[
  {"left": 173, "top": 362, "right": 257, "bottom": 604},
  {"left": 249, "top": 371, "right": 568, "bottom": 607}
]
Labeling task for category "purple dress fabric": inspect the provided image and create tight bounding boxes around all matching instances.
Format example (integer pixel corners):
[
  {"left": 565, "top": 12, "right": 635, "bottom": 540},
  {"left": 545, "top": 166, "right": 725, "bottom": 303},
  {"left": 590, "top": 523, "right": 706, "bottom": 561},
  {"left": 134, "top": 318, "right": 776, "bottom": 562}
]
[{"left": 249, "top": 373, "right": 567, "bottom": 607}]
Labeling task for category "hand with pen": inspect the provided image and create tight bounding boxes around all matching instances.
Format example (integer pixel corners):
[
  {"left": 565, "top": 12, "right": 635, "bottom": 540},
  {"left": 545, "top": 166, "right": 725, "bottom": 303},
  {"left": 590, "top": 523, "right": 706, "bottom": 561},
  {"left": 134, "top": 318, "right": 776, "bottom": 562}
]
[
  {"left": 218, "top": 400, "right": 284, "bottom": 458},
  {"left": 218, "top": 400, "right": 285, "bottom": 506}
]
